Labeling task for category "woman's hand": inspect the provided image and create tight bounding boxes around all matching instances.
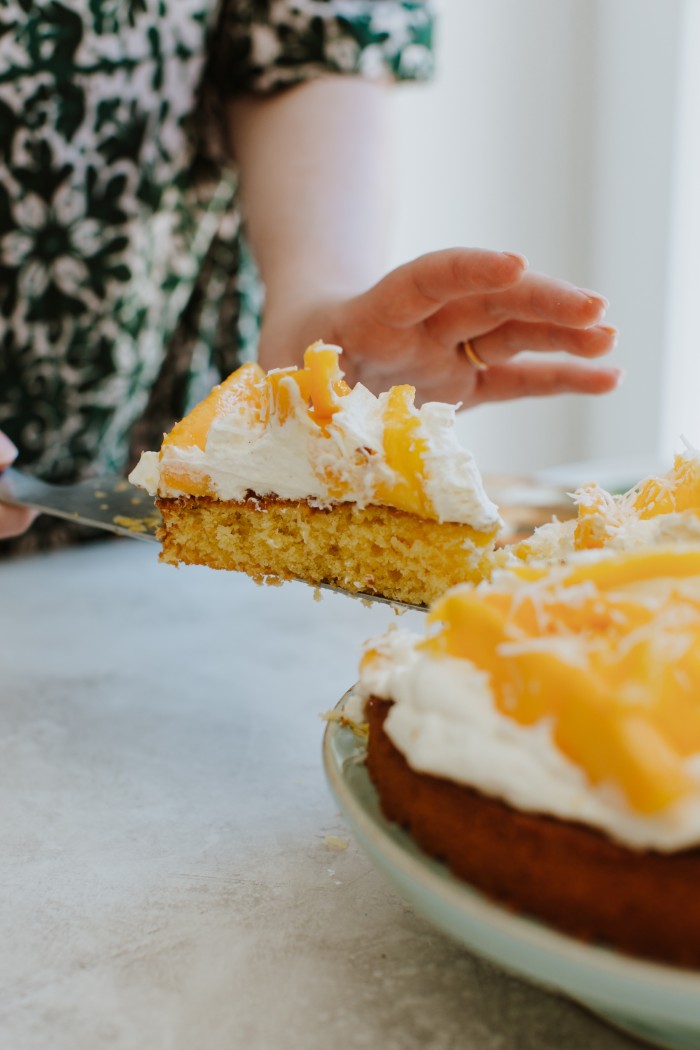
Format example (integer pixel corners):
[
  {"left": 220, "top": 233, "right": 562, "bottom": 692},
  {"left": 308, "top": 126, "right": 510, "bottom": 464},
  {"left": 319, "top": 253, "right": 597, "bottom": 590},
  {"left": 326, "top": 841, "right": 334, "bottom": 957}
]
[
  {"left": 0, "top": 432, "right": 36, "bottom": 539},
  {"left": 261, "top": 249, "right": 620, "bottom": 407},
  {"left": 231, "top": 86, "right": 618, "bottom": 407}
]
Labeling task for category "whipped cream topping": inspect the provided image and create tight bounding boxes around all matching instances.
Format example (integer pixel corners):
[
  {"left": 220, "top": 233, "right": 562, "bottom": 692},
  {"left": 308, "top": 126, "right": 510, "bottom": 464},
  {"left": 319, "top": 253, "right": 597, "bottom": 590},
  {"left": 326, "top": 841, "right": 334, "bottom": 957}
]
[
  {"left": 130, "top": 352, "right": 501, "bottom": 530},
  {"left": 353, "top": 625, "right": 700, "bottom": 852}
]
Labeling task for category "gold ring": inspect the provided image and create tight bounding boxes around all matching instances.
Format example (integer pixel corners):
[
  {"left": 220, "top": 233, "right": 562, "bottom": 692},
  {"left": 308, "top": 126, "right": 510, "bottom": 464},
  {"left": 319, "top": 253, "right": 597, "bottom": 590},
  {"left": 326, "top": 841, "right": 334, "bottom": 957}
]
[{"left": 462, "top": 339, "right": 489, "bottom": 371}]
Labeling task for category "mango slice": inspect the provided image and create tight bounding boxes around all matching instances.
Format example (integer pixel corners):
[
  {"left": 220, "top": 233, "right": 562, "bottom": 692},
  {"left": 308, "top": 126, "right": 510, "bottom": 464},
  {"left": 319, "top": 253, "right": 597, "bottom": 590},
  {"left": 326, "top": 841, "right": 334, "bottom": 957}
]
[
  {"left": 303, "top": 342, "right": 350, "bottom": 424},
  {"left": 163, "top": 362, "right": 267, "bottom": 453},
  {"left": 267, "top": 368, "right": 310, "bottom": 425},
  {"left": 563, "top": 548, "right": 700, "bottom": 590},
  {"left": 574, "top": 483, "right": 624, "bottom": 550},
  {"left": 633, "top": 453, "right": 700, "bottom": 518},
  {"left": 375, "top": 386, "right": 434, "bottom": 518}
]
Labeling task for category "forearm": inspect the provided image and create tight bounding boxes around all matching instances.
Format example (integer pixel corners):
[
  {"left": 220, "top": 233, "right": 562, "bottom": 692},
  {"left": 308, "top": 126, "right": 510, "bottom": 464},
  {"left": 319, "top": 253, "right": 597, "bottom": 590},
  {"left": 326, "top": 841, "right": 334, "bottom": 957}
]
[{"left": 227, "top": 77, "right": 393, "bottom": 369}]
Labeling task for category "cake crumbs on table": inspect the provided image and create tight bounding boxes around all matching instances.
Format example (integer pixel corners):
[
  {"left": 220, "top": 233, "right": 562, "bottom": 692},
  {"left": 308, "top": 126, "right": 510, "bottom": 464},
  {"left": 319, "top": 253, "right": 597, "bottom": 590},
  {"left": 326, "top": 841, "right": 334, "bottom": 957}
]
[{"left": 324, "top": 835, "right": 349, "bottom": 851}]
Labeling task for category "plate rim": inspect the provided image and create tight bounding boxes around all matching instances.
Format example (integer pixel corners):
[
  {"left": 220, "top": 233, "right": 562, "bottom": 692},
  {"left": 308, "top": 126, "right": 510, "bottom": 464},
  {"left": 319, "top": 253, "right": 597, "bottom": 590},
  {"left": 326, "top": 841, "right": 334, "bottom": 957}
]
[{"left": 323, "top": 690, "right": 700, "bottom": 1028}]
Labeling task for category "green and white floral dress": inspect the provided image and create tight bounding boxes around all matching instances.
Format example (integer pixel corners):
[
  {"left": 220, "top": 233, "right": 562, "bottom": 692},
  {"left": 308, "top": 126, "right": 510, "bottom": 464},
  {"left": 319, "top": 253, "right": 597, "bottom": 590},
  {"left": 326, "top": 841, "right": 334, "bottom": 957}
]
[{"left": 0, "top": 0, "right": 433, "bottom": 518}]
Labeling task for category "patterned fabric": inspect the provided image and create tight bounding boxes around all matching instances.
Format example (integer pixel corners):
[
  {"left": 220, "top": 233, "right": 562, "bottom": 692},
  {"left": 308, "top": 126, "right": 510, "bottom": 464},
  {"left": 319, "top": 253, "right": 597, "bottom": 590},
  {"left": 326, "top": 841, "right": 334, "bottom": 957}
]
[{"left": 0, "top": 0, "right": 433, "bottom": 507}]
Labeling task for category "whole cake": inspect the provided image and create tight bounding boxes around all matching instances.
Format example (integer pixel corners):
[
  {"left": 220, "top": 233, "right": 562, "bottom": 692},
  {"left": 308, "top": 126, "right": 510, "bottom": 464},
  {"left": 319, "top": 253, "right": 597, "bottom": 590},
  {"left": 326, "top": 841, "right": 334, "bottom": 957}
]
[
  {"left": 129, "top": 342, "right": 502, "bottom": 606},
  {"left": 349, "top": 546, "right": 700, "bottom": 966}
]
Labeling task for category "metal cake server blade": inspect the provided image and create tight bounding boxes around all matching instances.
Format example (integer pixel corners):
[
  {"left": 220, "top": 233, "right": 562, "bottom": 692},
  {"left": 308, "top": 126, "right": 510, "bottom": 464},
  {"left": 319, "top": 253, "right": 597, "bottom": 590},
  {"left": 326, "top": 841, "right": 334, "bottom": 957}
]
[
  {"left": 0, "top": 468, "right": 161, "bottom": 542},
  {"left": 0, "top": 468, "right": 426, "bottom": 611}
]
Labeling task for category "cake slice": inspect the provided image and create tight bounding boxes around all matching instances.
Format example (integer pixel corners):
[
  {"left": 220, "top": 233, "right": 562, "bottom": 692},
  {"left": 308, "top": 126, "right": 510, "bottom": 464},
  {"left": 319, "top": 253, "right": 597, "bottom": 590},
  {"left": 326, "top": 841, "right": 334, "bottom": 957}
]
[
  {"left": 129, "top": 342, "right": 502, "bottom": 606},
  {"left": 350, "top": 546, "right": 700, "bottom": 966}
]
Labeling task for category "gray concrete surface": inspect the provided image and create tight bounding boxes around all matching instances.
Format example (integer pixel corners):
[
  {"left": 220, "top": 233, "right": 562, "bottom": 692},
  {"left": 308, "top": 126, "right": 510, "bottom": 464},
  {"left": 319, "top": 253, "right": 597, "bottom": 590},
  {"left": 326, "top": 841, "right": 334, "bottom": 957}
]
[{"left": 0, "top": 540, "right": 640, "bottom": 1049}]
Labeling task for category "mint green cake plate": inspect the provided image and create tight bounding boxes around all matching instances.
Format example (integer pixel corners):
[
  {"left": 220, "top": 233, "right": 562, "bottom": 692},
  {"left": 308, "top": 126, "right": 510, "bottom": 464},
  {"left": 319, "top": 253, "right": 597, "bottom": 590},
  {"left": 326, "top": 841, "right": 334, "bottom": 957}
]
[{"left": 323, "top": 693, "right": 700, "bottom": 1049}]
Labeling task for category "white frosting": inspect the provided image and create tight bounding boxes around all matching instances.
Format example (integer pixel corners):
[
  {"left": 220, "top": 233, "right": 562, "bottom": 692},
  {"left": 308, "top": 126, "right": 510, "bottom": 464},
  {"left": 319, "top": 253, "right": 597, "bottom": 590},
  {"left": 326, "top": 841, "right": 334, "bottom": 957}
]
[
  {"left": 129, "top": 360, "right": 501, "bottom": 530},
  {"left": 205, "top": 384, "right": 324, "bottom": 502},
  {"left": 418, "top": 401, "right": 498, "bottom": 528},
  {"left": 355, "top": 627, "right": 700, "bottom": 852},
  {"left": 130, "top": 451, "right": 160, "bottom": 495}
]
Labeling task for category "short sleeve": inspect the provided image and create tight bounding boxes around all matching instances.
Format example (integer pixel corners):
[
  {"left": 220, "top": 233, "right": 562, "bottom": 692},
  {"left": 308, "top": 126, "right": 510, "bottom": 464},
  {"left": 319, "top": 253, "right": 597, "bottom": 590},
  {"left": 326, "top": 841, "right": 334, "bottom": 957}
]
[{"left": 208, "top": 0, "right": 435, "bottom": 96}]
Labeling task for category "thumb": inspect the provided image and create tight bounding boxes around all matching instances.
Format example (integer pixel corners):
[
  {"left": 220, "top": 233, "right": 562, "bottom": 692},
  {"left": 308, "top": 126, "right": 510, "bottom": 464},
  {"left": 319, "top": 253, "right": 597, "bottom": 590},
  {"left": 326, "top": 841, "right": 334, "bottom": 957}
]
[{"left": 0, "top": 431, "right": 19, "bottom": 470}]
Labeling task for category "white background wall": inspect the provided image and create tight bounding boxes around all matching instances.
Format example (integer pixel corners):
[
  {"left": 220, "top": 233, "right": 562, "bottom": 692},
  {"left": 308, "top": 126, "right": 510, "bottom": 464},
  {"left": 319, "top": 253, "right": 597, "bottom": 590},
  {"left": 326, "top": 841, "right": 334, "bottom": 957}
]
[
  {"left": 660, "top": 0, "right": 700, "bottom": 456},
  {"left": 389, "top": 0, "right": 694, "bottom": 477}
]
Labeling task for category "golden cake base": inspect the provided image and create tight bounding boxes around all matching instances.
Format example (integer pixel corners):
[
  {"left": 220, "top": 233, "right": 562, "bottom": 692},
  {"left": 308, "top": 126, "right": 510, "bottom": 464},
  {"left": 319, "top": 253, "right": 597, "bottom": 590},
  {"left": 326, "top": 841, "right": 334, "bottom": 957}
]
[
  {"left": 367, "top": 697, "right": 700, "bottom": 968},
  {"left": 156, "top": 496, "right": 497, "bottom": 606}
]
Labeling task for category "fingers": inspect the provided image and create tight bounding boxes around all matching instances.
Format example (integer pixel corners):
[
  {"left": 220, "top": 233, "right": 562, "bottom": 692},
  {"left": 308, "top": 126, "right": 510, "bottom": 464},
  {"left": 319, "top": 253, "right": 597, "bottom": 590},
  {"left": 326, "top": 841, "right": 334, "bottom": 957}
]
[
  {"left": 486, "top": 271, "right": 609, "bottom": 327},
  {"left": 467, "top": 360, "right": 624, "bottom": 405},
  {"left": 0, "top": 430, "right": 36, "bottom": 539},
  {"left": 0, "top": 430, "right": 18, "bottom": 468},
  {"left": 0, "top": 504, "right": 37, "bottom": 539},
  {"left": 465, "top": 321, "right": 618, "bottom": 367},
  {"left": 363, "top": 248, "right": 528, "bottom": 327},
  {"left": 425, "top": 271, "right": 609, "bottom": 346}
]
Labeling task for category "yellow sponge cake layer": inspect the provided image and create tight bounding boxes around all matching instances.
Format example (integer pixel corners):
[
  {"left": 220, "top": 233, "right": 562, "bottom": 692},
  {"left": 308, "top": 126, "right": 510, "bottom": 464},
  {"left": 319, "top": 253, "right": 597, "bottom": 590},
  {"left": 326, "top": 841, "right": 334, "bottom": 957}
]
[{"left": 157, "top": 496, "right": 498, "bottom": 607}]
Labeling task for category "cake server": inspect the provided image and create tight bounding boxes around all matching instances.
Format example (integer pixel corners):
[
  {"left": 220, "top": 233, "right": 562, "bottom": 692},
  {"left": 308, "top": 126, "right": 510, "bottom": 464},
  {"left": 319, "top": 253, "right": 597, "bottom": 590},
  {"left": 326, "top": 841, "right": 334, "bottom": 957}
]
[{"left": 0, "top": 467, "right": 427, "bottom": 610}]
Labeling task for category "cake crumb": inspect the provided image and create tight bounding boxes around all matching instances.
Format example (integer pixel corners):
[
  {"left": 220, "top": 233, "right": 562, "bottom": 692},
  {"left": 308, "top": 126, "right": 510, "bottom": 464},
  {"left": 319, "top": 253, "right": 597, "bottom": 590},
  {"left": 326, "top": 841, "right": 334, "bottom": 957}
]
[
  {"left": 313, "top": 587, "right": 323, "bottom": 602},
  {"left": 320, "top": 708, "right": 369, "bottom": 739},
  {"left": 257, "top": 575, "right": 284, "bottom": 588},
  {"left": 113, "top": 513, "right": 160, "bottom": 534},
  {"left": 324, "top": 835, "right": 349, "bottom": 852}
]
